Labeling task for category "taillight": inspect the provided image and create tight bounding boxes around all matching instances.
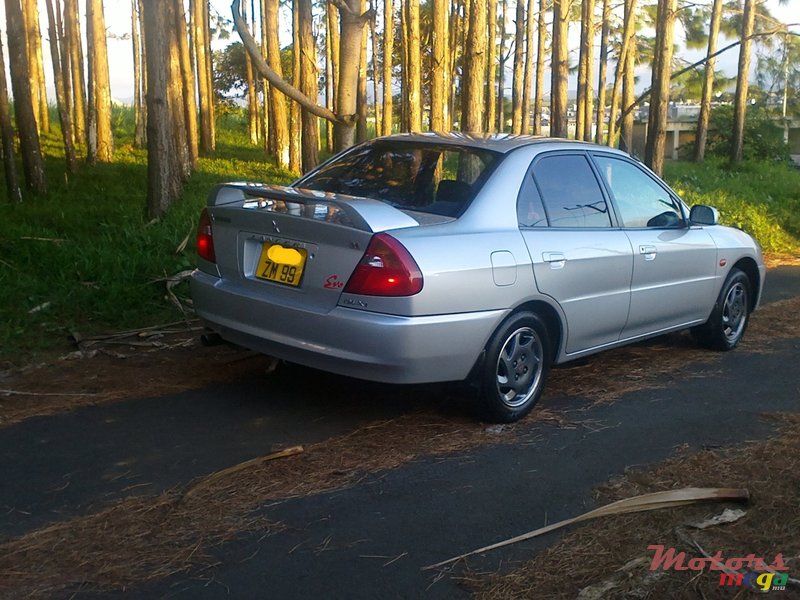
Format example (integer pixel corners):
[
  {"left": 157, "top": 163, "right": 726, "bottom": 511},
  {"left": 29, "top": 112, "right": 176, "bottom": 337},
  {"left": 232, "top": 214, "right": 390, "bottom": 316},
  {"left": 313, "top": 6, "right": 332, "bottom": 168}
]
[
  {"left": 196, "top": 208, "right": 216, "bottom": 263},
  {"left": 344, "top": 233, "right": 423, "bottom": 296}
]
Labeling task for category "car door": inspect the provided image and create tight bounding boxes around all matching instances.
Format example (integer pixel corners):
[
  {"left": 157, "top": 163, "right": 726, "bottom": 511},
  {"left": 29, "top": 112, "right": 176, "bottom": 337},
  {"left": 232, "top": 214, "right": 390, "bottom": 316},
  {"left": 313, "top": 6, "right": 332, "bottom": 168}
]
[
  {"left": 518, "top": 152, "right": 633, "bottom": 354},
  {"left": 590, "top": 153, "right": 718, "bottom": 339}
]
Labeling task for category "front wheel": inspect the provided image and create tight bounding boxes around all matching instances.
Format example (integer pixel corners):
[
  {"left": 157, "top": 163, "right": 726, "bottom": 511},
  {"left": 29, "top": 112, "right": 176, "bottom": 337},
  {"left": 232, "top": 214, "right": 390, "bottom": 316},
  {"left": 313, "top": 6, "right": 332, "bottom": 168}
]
[
  {"left": 692, "top": 268, "right": 751, "bottom": 351},
  {"left": 477, "top": 312, "right": 551, "bottom": 423}
]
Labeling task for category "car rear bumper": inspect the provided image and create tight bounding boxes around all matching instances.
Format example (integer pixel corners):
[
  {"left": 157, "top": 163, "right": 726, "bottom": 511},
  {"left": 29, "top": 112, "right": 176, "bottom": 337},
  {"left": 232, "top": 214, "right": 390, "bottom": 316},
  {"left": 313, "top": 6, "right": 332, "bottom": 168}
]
[{"left": 191, "top": 270, "right": 507, "bottom": 384}]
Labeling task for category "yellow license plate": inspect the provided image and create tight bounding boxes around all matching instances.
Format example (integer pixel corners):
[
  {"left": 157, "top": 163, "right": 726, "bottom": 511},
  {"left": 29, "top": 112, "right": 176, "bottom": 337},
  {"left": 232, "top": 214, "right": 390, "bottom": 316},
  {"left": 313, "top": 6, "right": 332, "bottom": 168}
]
[{"left": 255, "top": 243, "right": 308, "bottom": 287}]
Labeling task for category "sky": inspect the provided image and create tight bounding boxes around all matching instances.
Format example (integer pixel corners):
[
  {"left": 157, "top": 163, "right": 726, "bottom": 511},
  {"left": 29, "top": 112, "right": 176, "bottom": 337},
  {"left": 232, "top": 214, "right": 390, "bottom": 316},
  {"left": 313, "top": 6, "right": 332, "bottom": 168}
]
[{"left": 0, "top": 0, "right": 797, "bottom": 104}]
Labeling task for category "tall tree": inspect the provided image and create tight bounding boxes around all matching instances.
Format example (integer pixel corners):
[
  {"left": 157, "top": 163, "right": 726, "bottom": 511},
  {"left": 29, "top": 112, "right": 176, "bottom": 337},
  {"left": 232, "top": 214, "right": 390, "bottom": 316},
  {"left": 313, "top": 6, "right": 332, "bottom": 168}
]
[
  {"left": 619, "top": 6, "right": 636, "bottom": 152},
  {"left": 594, "top": 0, "right": 609, "bottom": 143},
  {"left": 532, "top": 0, "right": 546, "bottom": 134},
  {"left": 369, "top": 3, "right": 380, "bottom": 134},
  {"left": 243, "top": 0, "right": 259, "bottom": 145},
  {"left": 262, "top": 0, "right": 289, "bottom": 167},
  {"left": 381, "top": 0, "right": 393, "bottom": 135},
  {"left": 431, "top": 0, "right": 448, "bottom": 131},
  {"left": 4, "top": 0, "right": 47, "bottom": 194},
  {"left": 355, "top": 0, "right": 367, "bottom": 141},
  {"left": 298, "top": 0, "right": 319, "bottom": 170},
  {"left": 142, "top": 0, "right": 181, "bottom": 218},
  {"left": 581, "top": 0, "right": 595, "bottom": 141},
  {"left": 44, "top": 0, "right": 77, "bottom": 173},
  {"left": 86, "top": 0, "right": 113, "bottom": 162},
  {"left": 521, "top": 0, "right": 536, "bottom": 134},
  {"left": 730, "top": 0, "right": 756, "bottom": 163},
  {"left": 607, "top": 0, "right": 636, "bottom": 146},
  {"left": 575, "top": 0, "right": 592, "bottom": 140},
  {"left": 693, "top": 0, "right": 723, "bottom": 161},
  {"left": 511, "top": 0, "right": 525, "bottom": 134},
  {"left": 173, "top": 0, "right": 198, "bottom": 166},
  {"left": 496, "top": 0, "right": 507, "bottom": 131},
  {"left": 132, "top": 0, "right": 146, "bottom": 146},
  {"left": 64, "top": 0, "right": 86, "bottom": 143},
  {"left": 290, "top": 2, "right": 302, "bottom": 169},
  {"left": 22, "top": 0, "right": 49, "bottom": 133},
  {"left": 407, "top": 0, "right": 422, "bottom": 131},
  {"left": 462, "top": 0, "right": 487, "bottom": 131},
  {"left": 485, "top": 0, "right": 497, "bottom": 131},
  {"left": 550, "top": 0, "right": 570, "bottom": 137},
  {"left": 167, "top": 0, "right": 191, "bottom": 178},
  {"left": 644, "top": 0, "right": 677, "bottom": 175},
  {"left": 0, "top": 27, "right": 22, "bottom": 202},
  {"left": 191, "top": 0, "right": 215, "bottom": 152}
]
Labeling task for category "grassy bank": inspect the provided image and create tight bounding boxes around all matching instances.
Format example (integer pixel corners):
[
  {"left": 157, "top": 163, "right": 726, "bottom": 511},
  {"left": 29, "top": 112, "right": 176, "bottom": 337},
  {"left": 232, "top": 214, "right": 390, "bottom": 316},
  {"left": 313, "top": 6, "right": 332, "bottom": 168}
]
[{"left": 1, "top": 122, "right": 798, "bottom": 365}]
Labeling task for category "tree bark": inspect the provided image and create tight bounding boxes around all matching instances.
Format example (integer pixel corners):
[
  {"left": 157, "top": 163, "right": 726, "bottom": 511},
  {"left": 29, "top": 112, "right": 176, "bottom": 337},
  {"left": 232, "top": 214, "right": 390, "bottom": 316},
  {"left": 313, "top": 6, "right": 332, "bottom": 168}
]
[
  {"left": 511, "top": 0, "right": 525, "bottom": 134},
  {"left": 461, "top": 0, "right": 487, "bottom": 132},
  {"left": 142, "top": 0, "right": 181, "bottom": 218},
  {"left": 496, "top": 0, "right": 507, "bottom": 131},
  {"left": 431, "top": 0, "right": 448, "bottom": 131},
  {"left": 191, "top": 0, "right": 214, "bottom": 152},
  {"left": 64, "top": 0, "right": 86, "bottom": 143},
  {"left": 356, "top": 0, "right": 367, "bottom": 141},
  {"left": 594, "top": 0, "right": 609, "bottom": 143},
  {"left": 532, "top": 0, "right": 546, "bottom": 134},
  {"left": 607, "top": 0, "right": 635, "bottom": 146},
  {"left": 243, "top": 0, "right": 259, "bottom": 145},
  {"left": 381, "top": 0, "right": 393, "bottom": 135},
  {"left": 619, "top": 27, "right": 635, "bottom": 151},
  {"left": 174, "top": 0, "right": 198, "bottom": 166},
  {"left": 4, "top": 0, "right": 47, "bottom": 194},
  {"left": 575, "top": 0, "right": 595, "bottom": 141},
  {"left": 202, "top": 0, "right": 216, "bottom": 144},
  {"left": 643, "top": 0, "right": 676, "bottom": 175},
  {"left": 0, "top": 27, "right": 22, "bottom": 202},
  {"left": 521, "top": 0, "right": 536, "bottom": 134},
  {"left": 262, "top": 0, "right": 290, "bottom": 167},
  {"left": 167, "top": 0, "right": 191, "bottom": 179},
  {"left": 550, "top": 0, "right": 569, "bottom": 138},
  {"left": 44, "top": 0, "right": 77, "bottom": 173},
  {"left": 730, "top": 0, "right": 755, "bottom": 164},
  {"left": 485, "top": 0, "right": 496, "bottom": 131},
  {"left": 132, "top": 0, "right": 146, "bottom": 146},
  {"left": 369, "top": 6, "right": 380, "bottom": 135},
  {"left": 290, "top": 1, "right": 302, "bottom": 170},
  {"left": 582, "top": 0, "right": 595, "bottom": 141},
  {"left": 298, "top": 0, "right": 319, "bottom": 171},
  {"left": 22, "top": 0, "right": 50, "bottom": 133},
  {"left": 693, "top": 0, "right": 722, "bottom": 162},
  {"left": 86, "top": 0, "right": 113, "bottom": 163},
  {"left": 407, "top": 0, "right": 422, "bottom": 131}
]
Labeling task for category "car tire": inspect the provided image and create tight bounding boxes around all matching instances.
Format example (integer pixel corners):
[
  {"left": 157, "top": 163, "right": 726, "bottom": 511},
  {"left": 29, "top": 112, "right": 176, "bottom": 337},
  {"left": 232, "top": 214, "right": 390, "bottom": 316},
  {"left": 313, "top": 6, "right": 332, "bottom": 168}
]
[
  {"left": 477, "top": 311, "right": 551, "bottom": 423},
  {"left": 692, "top": 268, "right": 751, "bottom": 351}
]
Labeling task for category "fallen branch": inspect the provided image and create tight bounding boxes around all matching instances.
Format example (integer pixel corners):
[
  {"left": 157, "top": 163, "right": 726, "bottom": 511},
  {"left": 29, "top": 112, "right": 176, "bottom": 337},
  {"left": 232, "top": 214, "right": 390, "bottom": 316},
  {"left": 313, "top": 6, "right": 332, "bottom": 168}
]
[
  {"left": 423, "top": 487, "right": 749, "bottom": 570},
  {"left": 0, "top": 389, "right": 100, "bottom": 397}
]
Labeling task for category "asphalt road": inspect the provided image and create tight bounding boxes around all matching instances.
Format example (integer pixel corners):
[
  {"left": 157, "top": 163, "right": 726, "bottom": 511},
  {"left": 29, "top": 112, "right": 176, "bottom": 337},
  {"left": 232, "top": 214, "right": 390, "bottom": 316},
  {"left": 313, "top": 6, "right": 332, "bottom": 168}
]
[{"left": 2, "top": 266, "right": 800, "bottom": 598}]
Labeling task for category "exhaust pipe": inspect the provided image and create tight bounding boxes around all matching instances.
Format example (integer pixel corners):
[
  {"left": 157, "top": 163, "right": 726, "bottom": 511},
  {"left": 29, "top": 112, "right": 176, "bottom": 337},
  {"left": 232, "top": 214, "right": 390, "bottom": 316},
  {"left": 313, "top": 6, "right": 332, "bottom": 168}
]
[{"left": 200, "top": 332, "right": 225, "bottom": 347}]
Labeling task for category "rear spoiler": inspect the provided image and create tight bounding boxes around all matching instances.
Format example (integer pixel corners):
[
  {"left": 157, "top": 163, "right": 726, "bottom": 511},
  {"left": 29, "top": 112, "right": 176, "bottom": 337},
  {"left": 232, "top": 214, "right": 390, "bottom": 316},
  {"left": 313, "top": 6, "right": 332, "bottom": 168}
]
[{"left": 208, "top": 183, "right": 420, "bottom": 233}]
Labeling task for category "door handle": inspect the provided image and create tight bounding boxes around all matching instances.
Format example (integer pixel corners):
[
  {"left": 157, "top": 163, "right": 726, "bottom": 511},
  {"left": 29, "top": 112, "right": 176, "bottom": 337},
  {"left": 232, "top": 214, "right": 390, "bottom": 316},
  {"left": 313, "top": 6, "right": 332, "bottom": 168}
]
[
  {"left": 542, "top": 252, "right": 566, "bottom": 269},
  {"left": 639, "top": 245, "right": 657, "bottom": 261}
]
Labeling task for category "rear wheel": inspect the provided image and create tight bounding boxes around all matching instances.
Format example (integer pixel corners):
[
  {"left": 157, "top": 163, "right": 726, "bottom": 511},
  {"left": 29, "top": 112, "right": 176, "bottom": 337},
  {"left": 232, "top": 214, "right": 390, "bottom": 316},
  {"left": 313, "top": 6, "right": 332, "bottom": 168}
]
[
  {"left": 477, "top": 312, "right": 551, "bottom": 423},
  {"left": 692, "top": 268, "right": 751, "bottom": 351}
]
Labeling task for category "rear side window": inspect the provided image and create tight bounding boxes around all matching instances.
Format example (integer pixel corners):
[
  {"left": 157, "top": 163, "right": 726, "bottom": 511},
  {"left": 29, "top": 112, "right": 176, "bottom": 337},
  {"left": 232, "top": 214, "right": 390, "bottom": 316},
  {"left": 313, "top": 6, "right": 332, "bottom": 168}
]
[
  {"left": 517, "top": 172, "right": 548, "bottom": 227},
  {"left": 532, "top": 155, "right": 611, "bottom": 228}
]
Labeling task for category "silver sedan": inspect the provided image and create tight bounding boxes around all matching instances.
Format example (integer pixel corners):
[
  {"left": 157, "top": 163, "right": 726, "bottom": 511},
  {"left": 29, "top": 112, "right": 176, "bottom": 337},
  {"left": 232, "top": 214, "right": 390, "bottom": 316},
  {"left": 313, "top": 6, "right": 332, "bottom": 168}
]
[{"left": 191, "top": 133, "right": 765, "bottom": 422}]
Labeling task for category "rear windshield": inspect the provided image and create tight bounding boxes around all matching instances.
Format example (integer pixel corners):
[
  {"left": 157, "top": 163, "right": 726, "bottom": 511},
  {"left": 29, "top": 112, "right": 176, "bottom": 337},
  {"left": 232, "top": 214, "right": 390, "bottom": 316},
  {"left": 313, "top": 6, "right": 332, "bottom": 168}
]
[{"left": 297, "top": 141, "right": 502, "bottom": 217}]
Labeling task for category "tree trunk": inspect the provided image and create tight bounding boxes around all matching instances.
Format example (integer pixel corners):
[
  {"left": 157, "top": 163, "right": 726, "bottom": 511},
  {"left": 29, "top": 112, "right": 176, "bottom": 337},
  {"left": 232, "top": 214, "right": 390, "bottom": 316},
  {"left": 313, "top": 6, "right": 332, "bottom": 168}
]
[
  {"left": 191, "top": 0, "right": 214, "bottom": 152},
  {"left": 407, "top": 0, "right": 422, "bottom": 131},
  {"left": 532, "top": 0, "right": 546, "bottom": 134},
  {"left": 510, "top": 0, "right": 525, "bottom": 134},
  {"left": 167, "top": 0, "right": 191, "bottom": 179},
  {"left": 44, "top": 0, "right": 77, "bottom": 173},
  {"left": 693, "top": 0, "right": 722, "bottom": 162},
  {"left": 298, "top": 0, "right": 319, "bottom": 171},
  {"left": 607, "top": 0, "right": 635, "bottom": 147},
  {"left": 594, "top": 0, "right": 609, "bottom": 143},
  {"left": 243, "top": 0, "right": 259, "bottom": 145},
  {"left": 0, "top": 27, "right": 22, "bottom": 202},
  {"left": 485, "top": 0, "right": 496, "bottom": 132},
  {"left": 369, "top": 7, "right": 380, "bottom": 135},
  {"left": 496, "top": 0, "right": 506, "bottom": 131},
  {"left": 619, "top": 10, "right": 635, "bottom": 152},
  {"left": 381, "top": 0, "right": 393, "bottom": 135},
  {"left": 730, "top": 0, "right": 755, "bottom": 164},
  {"left": 575, "top": 0, "right": 589, "bottom": 140},
  {"left": 582, "top": 0, "right": 595, "bottom": 141},
  {"left": 289, "top": 1, "right": 302, "bottom": 170},
  {"left": 4, "top": 0, "right": 47, "bottom": 194},
  {"left": 64, "top": 0, "right": 86, "bottom": 143},
  {"left": 550, "top": 0, "right": 569, "bottom": 138},
  {"left": 521, "top": 0, "right": 536, "bottom": 134},
  {"left": 448, "top": 0, "right": 461, "bottom": 130},
  {"left": 174, "top": 0, "right": 198, "bottom": 166},
  {"left": 259, "top": 0, "right": 270, "bottom": 154},
  {"left": 142, "top": 0, "right": 181, "bottom": 218},
  {"left": 132, "top": 0, "right": 146, "bottom": 147},
  {"left": 431, "top": 0, "right": 448, "bottom": 131},
  {"left": 202, "top": 0, "right": 216, "bottom": 145},
  {"left": 263, "top": 0, "right": 290, "bottom": 167},
  {"left": 356, "top": 0, "right": 367, "bottom": 141},
  {"left": 55, "top": 0, "right": 74, "bottom": 141},
  {"left": 643, "top": 0, "right": 676, "bottom": 175},
  {"left": 461, "top": 0, "right": 486, "bottom": 132},
  {"left": 86, "top": 0, "right": 113, "bottom": 162},
  {"left": 22, "top": 0, "right": 50, "bottom": 133}
]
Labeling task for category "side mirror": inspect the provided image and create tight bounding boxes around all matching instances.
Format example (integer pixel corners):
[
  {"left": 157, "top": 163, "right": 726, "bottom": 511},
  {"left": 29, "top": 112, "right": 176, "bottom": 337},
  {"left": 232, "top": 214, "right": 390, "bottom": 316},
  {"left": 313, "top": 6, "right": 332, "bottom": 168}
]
[{"left": 690, "top": 205, "right": 719, "bottom": 226}]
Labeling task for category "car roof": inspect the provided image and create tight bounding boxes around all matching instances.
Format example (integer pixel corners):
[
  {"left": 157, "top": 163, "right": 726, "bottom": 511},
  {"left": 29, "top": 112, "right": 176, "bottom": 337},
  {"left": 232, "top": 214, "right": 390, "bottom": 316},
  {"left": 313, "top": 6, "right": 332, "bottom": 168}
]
[{"left": 370, "top": 132, "right": 629, "bottom": 155}]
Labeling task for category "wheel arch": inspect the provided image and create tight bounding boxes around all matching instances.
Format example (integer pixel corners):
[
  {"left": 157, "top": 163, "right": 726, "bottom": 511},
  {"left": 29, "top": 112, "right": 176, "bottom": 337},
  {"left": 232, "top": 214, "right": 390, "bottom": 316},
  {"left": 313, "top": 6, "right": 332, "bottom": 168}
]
[
  {"left": 511, "top": 298, "right": 565, "bottom": 363},
  {"left": 732, "top": 256, "right": 760, "bottom": 311}
]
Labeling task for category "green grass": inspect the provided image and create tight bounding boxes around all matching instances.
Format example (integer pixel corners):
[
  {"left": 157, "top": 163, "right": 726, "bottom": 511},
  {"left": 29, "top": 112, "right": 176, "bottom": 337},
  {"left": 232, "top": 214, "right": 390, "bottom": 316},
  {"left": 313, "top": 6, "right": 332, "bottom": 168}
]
[
  {"left": 1, "top": 116, "right": 798, "bottom": 365},
  {"left": 0, "top": 113, "right": 294, "bottom": 364},
  {"left": 664, "top": 159, "right": 800, "bottom": 254}
]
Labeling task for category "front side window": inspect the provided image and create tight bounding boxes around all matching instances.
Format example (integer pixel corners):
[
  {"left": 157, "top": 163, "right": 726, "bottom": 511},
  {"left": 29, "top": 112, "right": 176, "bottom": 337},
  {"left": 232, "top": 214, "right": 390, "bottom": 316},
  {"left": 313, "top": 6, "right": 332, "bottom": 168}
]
[
  {"left": 532, "top": 154, "right": 612, "bottom": 228},
  {"left": 593, "top": 155, "right": 684, "bottom": 228},
  {"left": 298, "top": 141, "right": 501, "bottom": 217}
]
